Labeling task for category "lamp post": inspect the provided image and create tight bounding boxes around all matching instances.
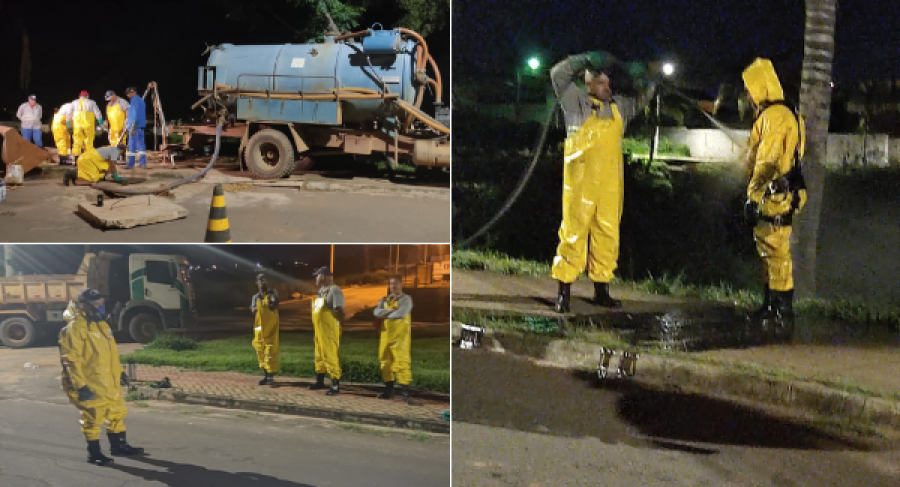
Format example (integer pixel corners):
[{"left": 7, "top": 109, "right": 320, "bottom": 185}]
[
  {"left": 652, "top": 62, "right": 676, "bottom": 161},
  {"left": 515, "top": 57, "right": 541, "bottom": 122}
]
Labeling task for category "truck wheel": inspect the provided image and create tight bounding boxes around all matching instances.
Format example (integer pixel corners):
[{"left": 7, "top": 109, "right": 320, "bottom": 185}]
[
  {"left": 244, "top": 129, "right": 298, "bottom": 179},
  {"left": 0, "top": 317, "right": 37, "bottom": 348},
  {"left": 129, "top": 313, "right": 161, "bottom": 344}
]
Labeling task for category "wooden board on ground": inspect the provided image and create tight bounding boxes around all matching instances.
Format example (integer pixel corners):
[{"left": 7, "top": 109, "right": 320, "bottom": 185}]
[{"left": 77, "top": 195, "right": 188, "bottom": 229}]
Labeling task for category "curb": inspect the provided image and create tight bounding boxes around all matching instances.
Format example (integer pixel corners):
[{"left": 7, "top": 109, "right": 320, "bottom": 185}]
[
  {"left": 485, "top": 333, "right": 900, "bottom": 431},
  {"left": 134, "top": 386, "right": 450, "bottom": 434},
  {"left": 253, "top": 180, "right": 450, "bottom": 200}
]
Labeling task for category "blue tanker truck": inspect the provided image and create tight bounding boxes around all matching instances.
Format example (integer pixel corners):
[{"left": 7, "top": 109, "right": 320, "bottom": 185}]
[{"left": 181, "top": 24, "right": 449, "bottom": 179}]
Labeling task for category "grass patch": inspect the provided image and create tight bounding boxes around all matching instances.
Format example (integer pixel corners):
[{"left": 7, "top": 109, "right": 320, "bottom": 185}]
[
  {"left": 133, "top": 402, "right": 149, "bottom": 408},
  {"left": 125, "top": 391, "right": 148, "bottom": 401},
  {"left": 123, "top": 331, "right": 450, "bottom": 393},
  {"left": 145, "top": 333, "right": 200, "bottom": 351},
  {"left": 408, "top": 431, "right": 431, "bottom": 442},
  {"left": 452, "top": 249, "right": 550, "bottom": 276}
]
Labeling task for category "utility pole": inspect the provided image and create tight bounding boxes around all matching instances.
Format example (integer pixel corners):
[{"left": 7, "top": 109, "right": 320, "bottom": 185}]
[{"left": 2, "top": 245, "right": 13, "bottom": 277}]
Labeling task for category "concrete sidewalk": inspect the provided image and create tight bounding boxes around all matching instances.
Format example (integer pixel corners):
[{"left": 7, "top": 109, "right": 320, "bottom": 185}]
[
  {"left": 453, "top": 270, "right": 900, "bottom": 433},
  {"left": 132, "top": 364, "right": 450, "bottom": 434}
]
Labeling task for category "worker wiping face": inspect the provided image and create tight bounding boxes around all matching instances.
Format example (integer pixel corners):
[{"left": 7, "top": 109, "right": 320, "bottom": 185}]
[{"left": 585, "top": 70, "right": 613, "bottom": 102}]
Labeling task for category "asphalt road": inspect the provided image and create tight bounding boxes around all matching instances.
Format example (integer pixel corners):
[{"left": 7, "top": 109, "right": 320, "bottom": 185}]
[
  {"left": 0, "top": 347, "right": 449, "bottom": 486},
  {"left": 451, "top": 349, "right": 900, "bottom": 486},
  {"left": 0, "top": 178, "right": 449, "bottom": 243}
]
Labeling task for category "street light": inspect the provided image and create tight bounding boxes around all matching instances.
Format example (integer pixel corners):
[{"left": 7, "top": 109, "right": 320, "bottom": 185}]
[
  {"left": 652, "top": 62, "right": 676, "bottom": 161},
  {"left": 516, "top": 56, "right": 541, "bottom": 122}
]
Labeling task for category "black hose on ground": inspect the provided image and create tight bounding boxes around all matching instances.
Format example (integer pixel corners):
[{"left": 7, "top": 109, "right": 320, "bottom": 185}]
[{"left": 91, "top": 123, "right": 224, "bottom": 196}]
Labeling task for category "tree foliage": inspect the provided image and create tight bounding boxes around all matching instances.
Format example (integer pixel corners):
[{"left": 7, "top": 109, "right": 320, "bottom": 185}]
[{"left": 213, "top": 0, "right": 448, "bottom": 41}]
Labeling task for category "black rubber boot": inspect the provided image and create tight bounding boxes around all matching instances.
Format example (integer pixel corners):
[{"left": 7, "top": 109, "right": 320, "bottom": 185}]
[
  {"left": 108, "top": 431, "right": 144, "bottom": 456},
  {"left": 770, "top": 289, "right": 795, "bottom": 342},
  {"left": 63, "top": 169, "right": 77, "bottom": 186},
  {"left": 554, "top": 281, "right": 571, "bottom": 313},
  {"left": 87, "top": 440, "right": 114, "bottom": 466},
  {"left": 326, "top": 378, "right": 340, "bottom": 396},
  {"left": 398, "top": 384, "right": 410, "bottom": 404},
  {"left": 378, "top": 381, "right": 395, "bottom": 399},
  {"left": 258, "top": 371, "right": 273, "bottom": 386},
  {"left": 592, "top": 282, "right": 622, "bottom": 308},
  {"left": 748, "top": 285, "right": 771, "bottom": 322},
  {"left": 308, "top": 373, "right": 327, "bottom": 390}
]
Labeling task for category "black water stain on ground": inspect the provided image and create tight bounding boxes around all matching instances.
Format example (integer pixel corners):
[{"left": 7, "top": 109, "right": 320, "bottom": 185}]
[{"left": 453, "top": 349, "right": 873, "bottom": 453}]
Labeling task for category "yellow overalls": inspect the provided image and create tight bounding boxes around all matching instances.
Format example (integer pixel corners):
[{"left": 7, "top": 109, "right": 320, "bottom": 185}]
[
  {"left": 72, "top": 99, "right": 96, "bottom": 156},
  {"left": 107, "top": 101, "right": 127, "bottom": 146},
  {"left": 552, "top": 101, "right": 625, "bottom": 283},
  {"left": 378, "top": 295, "right": 412, "bottom": 385},
  {"left": 311, "top": 285, "right": 342, "bottom": 379},
  {"left": 252, "top": 291, "right": 280, "bottom": 373},
  {"left": 52, "top": 110, "right": 71, "bottom": 156}
]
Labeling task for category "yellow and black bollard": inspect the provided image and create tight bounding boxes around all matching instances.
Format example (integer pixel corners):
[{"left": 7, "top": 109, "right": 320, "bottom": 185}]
[{"left": 204, "top": 183, "right": 232, "bottom": 242}]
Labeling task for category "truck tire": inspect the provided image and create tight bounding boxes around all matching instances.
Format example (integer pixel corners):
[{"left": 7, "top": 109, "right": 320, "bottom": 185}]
[
  {"left": 244, "top": 129, "right": 298, "bottom": 179},
  {"left": 129, "top": 313, "right": 161, "bottom": 344},
  {"left": 0, "top": 317, "right": 37, "bottom": 348}
]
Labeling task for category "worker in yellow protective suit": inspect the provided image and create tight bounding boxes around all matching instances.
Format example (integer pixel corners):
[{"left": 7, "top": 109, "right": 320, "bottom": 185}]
[
  {"left": 69, "top": 91, "right": 104, "bottom": 157},
  {"left": 742, "top": 58, "right": 808, "bottom": 342},
  {"left": 105, "top": 90, "right": 129, "bottom": 146},
  {"left": 549, "top": 52, "right": 656, "bottom": 312},
  {"left": 52, "top": 103, "right": 73, "bottom": 163},
  {"left": 251, "top": 273, "right": 280, "bottom": 385},
  {"left": 310, "top": 267, "right": 343, "bottom": 395},
  {"left": 64, "top": 146, "right": 127, "bottom": 186},
  {"left": 373, "top": 275, "right": 414, "bottom": 402},
  {"left": 59, "top": 288, "right": 144, "bottom": 466}
]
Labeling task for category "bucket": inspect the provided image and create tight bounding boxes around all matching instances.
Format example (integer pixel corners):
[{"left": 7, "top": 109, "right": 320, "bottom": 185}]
[{"left": 5, "top": 164, "right": 24, "bottom": 185}]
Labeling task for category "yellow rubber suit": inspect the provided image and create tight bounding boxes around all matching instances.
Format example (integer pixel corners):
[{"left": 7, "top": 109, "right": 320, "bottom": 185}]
[
  {"left": 76, "top": 148, "right": 111, "bottom": 183},
  {"left": 743, "top": 58, "right": 808, "bottom": 292},
  {"left": 52, "top": 109, "right": 71, "bottom": 156},
  {"left": 252, "top": 291, "right": 280, "bottom": 374},
  {"left": 378, "top": 296, "right": 413, "bottom": 385},
  {"left": 72, "top": 99, "right": 96, "bottom": 156},
  {"left": 107, "top": 102, "right": 127, "bottom": 146},
  {"left": 59, "top": 301, "right": 128, "bottom": 441},
  {"left": 311, "top": 285, "right": 342, "bottom": 380},
  {"left": 551, "top": 102, "right": 625, "bottom": 283}
]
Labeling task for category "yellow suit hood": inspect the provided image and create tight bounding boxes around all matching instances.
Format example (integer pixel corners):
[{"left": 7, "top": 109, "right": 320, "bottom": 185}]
[{"left": 742, "top": 58, "right": 785, "bottom": 106}]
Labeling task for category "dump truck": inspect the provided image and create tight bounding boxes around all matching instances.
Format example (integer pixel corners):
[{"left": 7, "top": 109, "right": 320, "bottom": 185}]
[
  {"left": 0, "top": 252, "right": 196, "bottom": 348},
  {"left": 177, "top": 24, "right": 450, "bottom": 178}
]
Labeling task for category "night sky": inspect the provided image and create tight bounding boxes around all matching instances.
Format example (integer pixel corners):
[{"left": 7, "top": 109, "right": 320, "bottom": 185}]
[
  {"left": 0, "top": 0, "right": 449, "bottom": 123},
  {"left": 2, "top": 244, "right": 448, "bottom": 279},
  {"left": 454, "top": 0, "right": 900, "bottom": 97}
]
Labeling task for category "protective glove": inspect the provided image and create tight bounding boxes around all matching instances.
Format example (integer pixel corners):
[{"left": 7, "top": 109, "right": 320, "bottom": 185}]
[
  {"left": 77, "top": 385, "right": 97, "bottom": 402},
  {"left": 626, "top": 61, "right": 650, "bottom": 81},
  {"left": 583, "top": 51, "right": 619, "bottom": 70},
  {"left": 120, "top": 372, "right": 129, "bottom": 387},
  {"left": 744, "top": 199, "right": 760, "bottom": 227},
  {"left": 66, "top": 120, "right": 73, "bottom": 132}
]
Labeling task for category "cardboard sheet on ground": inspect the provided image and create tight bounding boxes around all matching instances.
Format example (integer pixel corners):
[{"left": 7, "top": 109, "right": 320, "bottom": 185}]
[
  {"left": 0, "top": 126, "right": 52, "bottom": 175},
  {"left": 77, "top": 195, "right": 188, "bottom": 229}
]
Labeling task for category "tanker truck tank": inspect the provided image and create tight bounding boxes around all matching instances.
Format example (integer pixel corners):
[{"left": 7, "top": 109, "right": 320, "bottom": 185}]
[{"left": 194, "top": 24, "right": 449, "bottom": 179}]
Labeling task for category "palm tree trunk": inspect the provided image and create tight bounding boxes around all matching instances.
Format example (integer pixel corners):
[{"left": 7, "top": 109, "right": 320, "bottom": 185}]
[{"left": 794, "top": 0, "right": 838, "bottom": 297}]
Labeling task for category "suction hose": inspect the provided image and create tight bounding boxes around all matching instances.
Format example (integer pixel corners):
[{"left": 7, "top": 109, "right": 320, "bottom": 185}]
[
  {"left": 459, "top": 97, "right": 559, "bottom": 248},
  {"left": 91, "top": 123, "right": 224, "bottom": 196}
]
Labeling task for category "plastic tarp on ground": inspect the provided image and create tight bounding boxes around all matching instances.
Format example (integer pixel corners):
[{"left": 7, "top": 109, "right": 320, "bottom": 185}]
[{"left": 0, "top": 126, "right": 51, "bottom": 176}]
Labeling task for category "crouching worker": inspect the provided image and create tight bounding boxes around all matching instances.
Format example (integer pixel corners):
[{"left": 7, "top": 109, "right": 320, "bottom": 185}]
[
  {"left": 59, "top": 288, "right": 144, "bottom": 466},
  {"left": 63, "top": 146, "right": 127, "bottom": 186}
]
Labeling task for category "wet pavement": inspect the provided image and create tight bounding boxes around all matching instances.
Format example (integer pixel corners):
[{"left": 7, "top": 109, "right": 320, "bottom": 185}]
[{"left": 452, "top": 349, "right": 900, "bottom": 486}]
